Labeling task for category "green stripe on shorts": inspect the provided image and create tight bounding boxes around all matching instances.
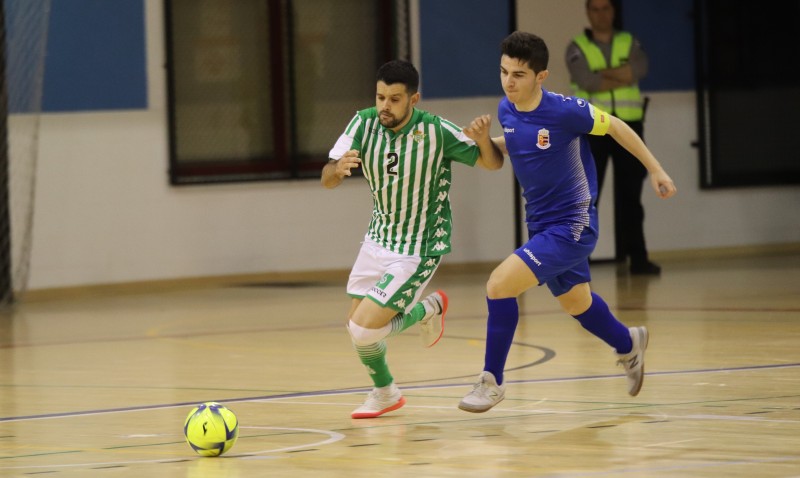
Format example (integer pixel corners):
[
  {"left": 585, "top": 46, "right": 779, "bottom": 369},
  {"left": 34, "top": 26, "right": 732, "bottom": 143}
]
[{"left": 385, "top": 255, "right": 442, "bottom": 312}]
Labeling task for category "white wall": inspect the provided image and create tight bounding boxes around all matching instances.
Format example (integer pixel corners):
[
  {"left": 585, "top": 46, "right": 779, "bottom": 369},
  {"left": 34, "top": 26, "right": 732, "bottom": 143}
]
[{"left": 21, "top": 0, "right": 800, "bottom": 291}]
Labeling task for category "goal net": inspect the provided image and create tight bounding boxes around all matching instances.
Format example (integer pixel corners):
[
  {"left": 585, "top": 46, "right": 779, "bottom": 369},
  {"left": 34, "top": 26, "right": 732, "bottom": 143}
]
[{"left": 1, "top": 0, "right": 50, "bottom": 306}]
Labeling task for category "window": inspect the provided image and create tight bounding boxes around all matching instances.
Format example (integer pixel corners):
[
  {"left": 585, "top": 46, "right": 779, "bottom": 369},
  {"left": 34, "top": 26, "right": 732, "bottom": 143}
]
[{"left": 165, "top": 0, "right": 408, "bottom": 185}]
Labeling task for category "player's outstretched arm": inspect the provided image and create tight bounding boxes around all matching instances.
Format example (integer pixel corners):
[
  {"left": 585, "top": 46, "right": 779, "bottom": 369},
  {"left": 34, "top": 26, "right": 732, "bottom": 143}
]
[
  {"left": 463, "top": 114, "right": 504, "bottom": 170},
  {"left": 321, "top": 150, "right": 361, "bottom": 189},
  {"left": 607, "top": 116, "right": 677, "bottom": 199}
]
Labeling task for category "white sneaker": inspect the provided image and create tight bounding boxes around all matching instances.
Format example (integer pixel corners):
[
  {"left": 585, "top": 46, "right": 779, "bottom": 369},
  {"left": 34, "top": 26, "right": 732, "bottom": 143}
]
[
  {"left": 351, "top": 383, "right": 406, "bottom": 419},
  {"left": 616, "top": 326, "right": 649, "bottom": 396},
  {"left": 458, "top": 371, "right": 506, "bottom": 413},
  {"left": 419, "top": 290, "right": 448, "bottom": 348}
]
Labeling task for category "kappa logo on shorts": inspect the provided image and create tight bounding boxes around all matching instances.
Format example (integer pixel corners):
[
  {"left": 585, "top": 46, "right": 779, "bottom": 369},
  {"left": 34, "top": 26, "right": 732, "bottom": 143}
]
[{"left": 393, "top": 298, "right": 408, "bottom": 309}]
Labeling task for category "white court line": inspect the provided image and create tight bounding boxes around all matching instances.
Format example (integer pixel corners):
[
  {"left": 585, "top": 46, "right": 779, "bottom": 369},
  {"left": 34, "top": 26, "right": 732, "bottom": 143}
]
[
  {"left": 0, "top": 427, "right": 345, "bottom": 471},
  {"left": 2, "top": 365, "right": 798, "bottom": 471},
  {"left": 251, "top": 398, "right": 800, "bottom": 424},
  {"left": 644, "top": 438, "right": 701, "bottom": 448}
]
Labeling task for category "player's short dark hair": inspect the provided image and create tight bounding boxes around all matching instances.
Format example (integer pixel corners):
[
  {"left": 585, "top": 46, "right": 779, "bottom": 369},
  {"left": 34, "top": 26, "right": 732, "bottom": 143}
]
[
  {"left": 376, "top": 60, "right": 419, "bottom": 94},
  {"left": 501, "top": 31, "right": 549, "bottom": 74}
]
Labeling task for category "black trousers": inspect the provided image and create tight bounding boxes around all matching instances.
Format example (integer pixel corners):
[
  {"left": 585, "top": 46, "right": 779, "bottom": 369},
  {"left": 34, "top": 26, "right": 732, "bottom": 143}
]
[{"left": 588, "top": 120, "right": 650, "bottom": 264}]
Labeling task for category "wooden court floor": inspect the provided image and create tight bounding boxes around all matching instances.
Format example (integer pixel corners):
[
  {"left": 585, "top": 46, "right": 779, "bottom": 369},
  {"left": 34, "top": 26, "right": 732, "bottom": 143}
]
[{"left": 0, "top": 247, "right": 799, "bottom": 477}]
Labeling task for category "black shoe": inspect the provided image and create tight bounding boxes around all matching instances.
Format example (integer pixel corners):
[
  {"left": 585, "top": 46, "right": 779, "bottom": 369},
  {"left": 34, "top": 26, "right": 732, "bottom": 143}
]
[{"left": 630, "top": 261, "right": 661, "bottom": 275}]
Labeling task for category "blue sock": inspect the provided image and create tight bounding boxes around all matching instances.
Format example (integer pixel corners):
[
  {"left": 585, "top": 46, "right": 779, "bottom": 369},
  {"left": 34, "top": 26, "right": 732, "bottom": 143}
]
[
  {"left": 572, "top": 292, "right": 632, "bottom": 354},
  {"left": 483, "top": 297, "right": 519, "bottom": 385}
]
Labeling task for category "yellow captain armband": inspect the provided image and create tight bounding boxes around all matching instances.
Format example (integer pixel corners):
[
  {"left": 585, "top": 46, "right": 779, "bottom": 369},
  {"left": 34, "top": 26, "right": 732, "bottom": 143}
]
[{"left": 588, "top": 105, "right": 611, "bottom": 136}]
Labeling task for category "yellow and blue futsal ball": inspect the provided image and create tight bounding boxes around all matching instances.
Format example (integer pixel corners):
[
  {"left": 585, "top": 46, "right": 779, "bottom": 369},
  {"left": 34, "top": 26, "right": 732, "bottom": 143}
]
[{"left": 183, "top": 402, "right": 239, "bottom": 457}]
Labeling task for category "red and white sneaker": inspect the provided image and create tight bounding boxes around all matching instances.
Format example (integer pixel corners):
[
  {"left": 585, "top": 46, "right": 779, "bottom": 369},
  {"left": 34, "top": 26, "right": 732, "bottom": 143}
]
[
  {"left": 351, "top": 383, "right": 406, "bottom": 419},
  {"left": 419, "top": 290, "right": 448, "bottom": 348}
]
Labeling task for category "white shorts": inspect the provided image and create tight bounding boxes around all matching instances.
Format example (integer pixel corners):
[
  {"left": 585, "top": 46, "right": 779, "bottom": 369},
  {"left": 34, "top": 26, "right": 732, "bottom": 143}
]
[{"left": 347, "top": 236, "right": 442, "bottom": 313}]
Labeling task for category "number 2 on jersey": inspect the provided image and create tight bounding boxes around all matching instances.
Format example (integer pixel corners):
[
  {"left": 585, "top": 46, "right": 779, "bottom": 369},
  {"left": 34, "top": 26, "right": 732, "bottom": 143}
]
[{"left": 386, "top": 152, "right": 399, "bottom": 176}]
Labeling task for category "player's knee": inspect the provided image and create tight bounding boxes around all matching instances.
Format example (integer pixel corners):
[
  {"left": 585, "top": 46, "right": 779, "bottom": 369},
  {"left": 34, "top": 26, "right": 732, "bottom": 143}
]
[
  {"left": 486, "top": 269, "right": 514, "bottom": 299},
  {"left": 347, "top": 320, "right": 388, "bottom": 346},
  {"left": 558, "top": 284, "right": 592, "bottom": 316},
  {"left": 561, "top": 299, "right": 587, "bottom": 316},
  {"left": 486, "top": 275, "right": 502, "bottom": 299}
]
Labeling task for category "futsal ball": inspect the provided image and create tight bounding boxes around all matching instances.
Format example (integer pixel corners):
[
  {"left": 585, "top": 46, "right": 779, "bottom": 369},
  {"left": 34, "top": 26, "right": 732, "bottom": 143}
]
[{"left": 183, "top": 402, "right": 239, "bottom": 457}]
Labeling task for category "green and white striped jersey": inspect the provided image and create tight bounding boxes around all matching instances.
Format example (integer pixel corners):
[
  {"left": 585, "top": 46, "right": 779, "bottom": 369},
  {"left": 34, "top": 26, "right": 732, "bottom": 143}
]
[{"left": 329, "top": 107, "right": 479, "bottom": 256}]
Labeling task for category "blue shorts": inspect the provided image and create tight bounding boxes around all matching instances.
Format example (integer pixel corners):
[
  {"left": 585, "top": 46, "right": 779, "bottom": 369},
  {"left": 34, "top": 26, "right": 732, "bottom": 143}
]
[{"left": 513, "top": 223, "right": 598, "bottom": 297}]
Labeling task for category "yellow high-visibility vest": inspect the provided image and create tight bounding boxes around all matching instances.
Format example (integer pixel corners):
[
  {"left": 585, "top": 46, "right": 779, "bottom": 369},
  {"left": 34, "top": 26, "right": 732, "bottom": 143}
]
[{"left": 570, "top": 31, "right": 644, "bottom": 121}]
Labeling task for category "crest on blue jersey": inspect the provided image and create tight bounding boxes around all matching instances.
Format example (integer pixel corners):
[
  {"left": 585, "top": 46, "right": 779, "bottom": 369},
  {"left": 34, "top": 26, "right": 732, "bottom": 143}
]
[{"left": 537, "top": 128, "right": 551, "bottom": 150}]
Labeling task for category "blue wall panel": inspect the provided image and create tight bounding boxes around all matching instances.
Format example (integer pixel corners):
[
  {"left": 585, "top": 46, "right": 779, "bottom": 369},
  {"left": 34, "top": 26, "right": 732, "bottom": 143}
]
[
  {"left": 419, "top": 0, "right": 509, "bottom": 98},
  {"left": 42, "top": 0, "right": 147, "bottom": 112},
  {"left": 623, "top": 0, "right": 695, "bottom": 91}
]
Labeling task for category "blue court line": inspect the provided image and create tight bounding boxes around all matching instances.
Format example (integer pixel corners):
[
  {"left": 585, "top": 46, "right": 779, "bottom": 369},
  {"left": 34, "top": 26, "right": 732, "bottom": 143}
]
[{"left": 1, "top": 362, "right": 798, "bottom": 423}]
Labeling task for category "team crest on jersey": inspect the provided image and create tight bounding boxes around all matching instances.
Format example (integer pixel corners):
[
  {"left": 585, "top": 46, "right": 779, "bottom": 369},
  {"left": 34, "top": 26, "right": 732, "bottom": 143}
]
[
  {"left": 412, "top": 129, "right": 427, "bottom": 144},
  {"left": 377, "top": 273, "right": 394, "bottom": 289},
  {"left": 537, "top": 128, "right": 551, "bottom": 150}
]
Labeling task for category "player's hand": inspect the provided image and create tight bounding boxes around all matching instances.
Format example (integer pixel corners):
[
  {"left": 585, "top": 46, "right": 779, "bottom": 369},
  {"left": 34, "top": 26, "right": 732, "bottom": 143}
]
[
  {"left": 650, "top": 171, "right": 677, "bottom": 199},
  {"left": 337, "top": 150, "right": 361, "bottom": 178},
  {"left": 463, "top": 115, "right": 492, "bottom": 142}
]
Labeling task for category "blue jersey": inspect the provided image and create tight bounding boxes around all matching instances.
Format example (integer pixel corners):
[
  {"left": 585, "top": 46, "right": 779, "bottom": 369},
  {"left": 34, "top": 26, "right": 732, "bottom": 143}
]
[{"left": 499, "top": 89, "right": 610, "bottom": 238}]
